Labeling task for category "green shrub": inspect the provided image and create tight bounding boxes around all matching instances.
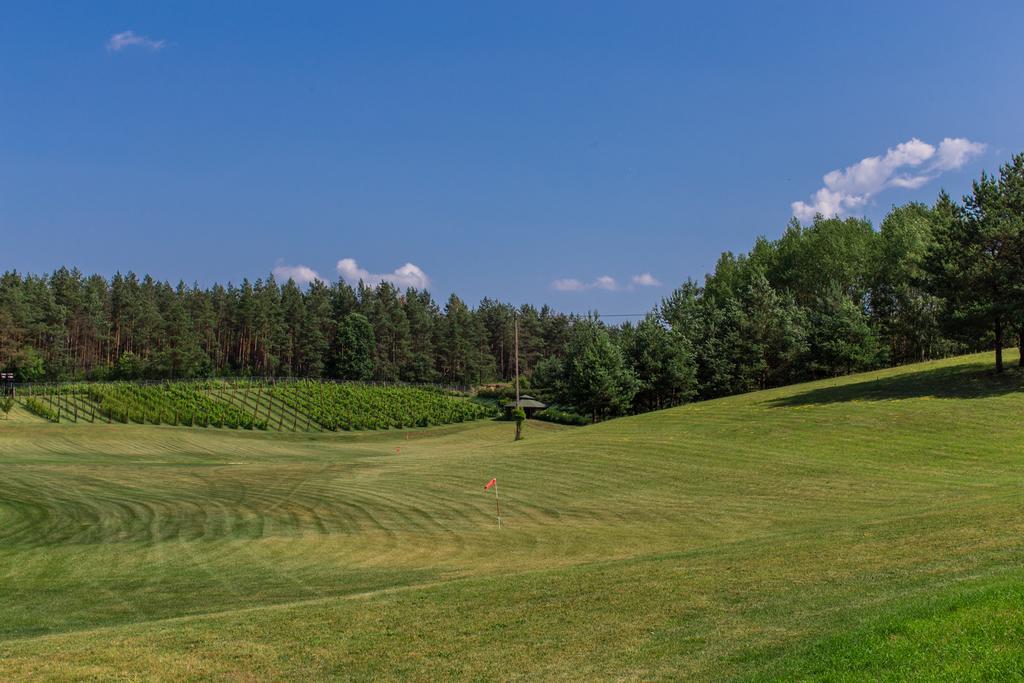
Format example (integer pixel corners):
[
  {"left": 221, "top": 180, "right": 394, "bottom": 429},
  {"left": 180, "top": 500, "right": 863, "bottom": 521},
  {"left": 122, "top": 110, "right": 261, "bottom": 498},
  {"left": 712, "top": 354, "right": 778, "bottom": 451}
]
[
  {"left": 535, "top": 406, "right": 589, "bottom": 426},
  {"left": 475, "top": 385, "right": 513, "bottom": 400}
]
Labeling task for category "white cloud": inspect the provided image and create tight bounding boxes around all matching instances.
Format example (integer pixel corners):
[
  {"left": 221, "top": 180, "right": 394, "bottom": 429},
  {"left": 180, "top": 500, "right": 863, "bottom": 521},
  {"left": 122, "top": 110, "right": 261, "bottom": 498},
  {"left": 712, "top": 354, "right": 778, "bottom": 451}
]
[
  {"left": 552, "top": 272, "right": 663, "bottom": 292},
  {"left": 551, "top": 275, "right": 622, "bottom": 292},
  {"left": 272, "top": 264, "right": 322, "bottom": 286},
  {"left": 336, "top": 258, "right": 430, "bottom": 289},
  {"left": 553, "top": 276, "right": 618, "bottom": 291},
  {"left": 631, "top": 272, "right": 661, "bottom": 287},
  {"left": 934, "top": 137, "right": 988, "bottom": 171},
  {"left": 107, "top": 30, "right": 167, "bottom": 52},
  {"left": 791, "top": 136, "right": 986, "bottom": 223},
  {"left": 552, "top": 278, "right": 587, "bottom": 292}
]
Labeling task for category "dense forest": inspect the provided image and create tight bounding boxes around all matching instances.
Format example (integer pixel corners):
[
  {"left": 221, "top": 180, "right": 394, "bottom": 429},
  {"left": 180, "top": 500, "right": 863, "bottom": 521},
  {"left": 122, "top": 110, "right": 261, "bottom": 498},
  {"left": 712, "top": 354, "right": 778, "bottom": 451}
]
[
  {"left": 0, "top": 272, "right": 571, "bottom": 388},
  {"left": 3, "top": 152, "right": 1023, "bottom": 420}
]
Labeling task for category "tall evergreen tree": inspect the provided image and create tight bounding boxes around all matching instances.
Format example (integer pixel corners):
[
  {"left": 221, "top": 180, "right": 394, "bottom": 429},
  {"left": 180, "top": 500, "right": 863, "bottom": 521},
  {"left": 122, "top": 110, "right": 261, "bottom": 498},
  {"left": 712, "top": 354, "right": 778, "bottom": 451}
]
[
  {"left": 739, "top": 272, "right": 808, "bottom": 389},
  {"left": 362, "top": 282, "right": 411, "bottom": 381},
  {"left": 279, "top": 278, "right": 306, "bottom": 376},
  {"left": 300, "top": 279, "right": 332, "bottom": 378},
  {"left": 333, "top": 312, "right": 375, "bottom": 380},
  {"left": 872, "top": 203, "right": 951, "bottom": 364},
  {"left": 620, "top": 315, "right": 697, "bottom": 411},
  {"left": 926, "top": 177, "right": 1017, "bottom": 372},
  {"left": 807, "top": 288, "right": 884, "bottom": 377},
  {"left": 402, "top": 288, "right": 439, "bottom": 383},
  {"left": 993, "top": 153, "right": 1024, "bottom": 363},
  {"left": 477, "top": 298, "right": 515, "bottom": 380},
  {"left": 151, "top": 282, "right": 207, "bottom": 378},
  {"left": 563, "top": 319, "right": 638, "bottom": 422},
  {"left": 254, "top": 276, "right": 286, "bottom": 375},
  {"left": 437, "top": 294, "right": 486, "bottom": 385}
]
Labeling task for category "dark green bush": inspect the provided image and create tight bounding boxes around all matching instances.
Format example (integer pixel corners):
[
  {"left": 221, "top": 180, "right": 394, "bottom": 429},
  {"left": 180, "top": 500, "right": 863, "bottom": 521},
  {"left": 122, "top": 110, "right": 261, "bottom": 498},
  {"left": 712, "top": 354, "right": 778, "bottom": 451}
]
[{"left": 535, "top": 406, "right": 589, "bottom": 426}]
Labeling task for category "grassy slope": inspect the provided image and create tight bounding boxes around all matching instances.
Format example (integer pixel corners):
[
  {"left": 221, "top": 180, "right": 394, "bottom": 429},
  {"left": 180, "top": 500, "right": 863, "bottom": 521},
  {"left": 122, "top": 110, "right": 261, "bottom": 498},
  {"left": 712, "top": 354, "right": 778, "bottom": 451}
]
[{"left": 1, "top": 352, "right": 1023, "bottom": 680}]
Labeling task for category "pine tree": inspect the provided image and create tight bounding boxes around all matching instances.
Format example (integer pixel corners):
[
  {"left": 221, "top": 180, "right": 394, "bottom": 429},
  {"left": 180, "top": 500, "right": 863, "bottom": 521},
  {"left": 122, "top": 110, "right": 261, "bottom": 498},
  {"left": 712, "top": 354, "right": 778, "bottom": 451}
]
[
  {"left": 620, "top": 315, "right": 697, "bottom": 411},
  {"left": 872, "top": 203, "right": 951, "bottom": 364},
  {"left": 925, "top": 179, "right": 1017, "bottom": 372},
  {"left": 438, "top": 294, "right": 485, "bottom": 386},
  {"left": 477, "top": 298, "right": 515, "bottom": 380},
  {"left": 333, "top": 313, "right": 375, "bottom": 380},
  {"left": 151, "top": 282, "right": 207, "bottom": 378},
  {"left": 563, "top": 319, "right": 638, "bottom": 422},
  {"left": 739, "top": 272, "right": 808, "bottom": 389},
  {"left": 993, "top": 154, "right": 1024, "bottom": 364},
  {"left": 280, "top": 279, "right": 306, "bottom": 376},
  {"left": 402, "top": 288, "right": 439, "bottom": 383},
  {"left": 363, "top": 283, "right": 411, "bottom": 381},
  {"left": 300, "top": 279, "right": 332, "bottom": 377},
  {"left": 259, "top": 276, "right": 288, "bottom": 375}
]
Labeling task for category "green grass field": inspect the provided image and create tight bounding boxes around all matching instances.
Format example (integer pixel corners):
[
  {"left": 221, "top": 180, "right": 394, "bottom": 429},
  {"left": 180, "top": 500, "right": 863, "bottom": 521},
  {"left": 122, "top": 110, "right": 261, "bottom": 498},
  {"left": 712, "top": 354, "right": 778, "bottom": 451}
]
[{"left": 2, "top": 352, "right": 1023, "bottom": 680}]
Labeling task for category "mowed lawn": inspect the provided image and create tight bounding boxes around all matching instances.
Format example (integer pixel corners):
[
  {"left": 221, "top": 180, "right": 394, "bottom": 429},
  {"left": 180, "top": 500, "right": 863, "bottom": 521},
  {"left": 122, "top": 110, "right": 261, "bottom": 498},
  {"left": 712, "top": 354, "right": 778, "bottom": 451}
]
[{"left": 2, "top": 352, "right": 1024, "bottom": 680}]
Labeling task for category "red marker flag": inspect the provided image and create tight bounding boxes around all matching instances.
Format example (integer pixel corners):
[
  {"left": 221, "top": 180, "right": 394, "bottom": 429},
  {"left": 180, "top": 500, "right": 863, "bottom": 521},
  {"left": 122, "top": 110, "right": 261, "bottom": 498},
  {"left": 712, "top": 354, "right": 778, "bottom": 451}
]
[{"left": 484, "top": 478, "right": 501, "bottom": 527}]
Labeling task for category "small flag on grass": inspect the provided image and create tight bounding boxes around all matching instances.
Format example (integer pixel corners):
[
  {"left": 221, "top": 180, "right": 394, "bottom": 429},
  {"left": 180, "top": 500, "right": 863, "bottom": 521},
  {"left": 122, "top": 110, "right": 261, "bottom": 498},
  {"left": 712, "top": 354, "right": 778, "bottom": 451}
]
[{"left": 484, "top": 478, "right": 500, "bottom": 527}]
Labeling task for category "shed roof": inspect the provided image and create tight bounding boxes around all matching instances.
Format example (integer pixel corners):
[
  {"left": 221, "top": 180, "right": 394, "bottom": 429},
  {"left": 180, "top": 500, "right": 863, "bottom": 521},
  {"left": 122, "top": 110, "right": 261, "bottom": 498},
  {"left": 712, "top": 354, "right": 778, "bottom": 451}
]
[{"left": 505, "top": 395, "right": 547, "bottom": 409}]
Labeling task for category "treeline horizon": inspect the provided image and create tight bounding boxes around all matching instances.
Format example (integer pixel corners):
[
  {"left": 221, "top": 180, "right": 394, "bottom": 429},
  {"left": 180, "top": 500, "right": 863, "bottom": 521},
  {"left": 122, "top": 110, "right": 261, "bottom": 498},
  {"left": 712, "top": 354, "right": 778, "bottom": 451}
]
[
  {"left": 0, "top": 270, "right": 576, "bottom": 387},
  {"left": 3, "top": 151, "right": 1023, "bottom": 419}
]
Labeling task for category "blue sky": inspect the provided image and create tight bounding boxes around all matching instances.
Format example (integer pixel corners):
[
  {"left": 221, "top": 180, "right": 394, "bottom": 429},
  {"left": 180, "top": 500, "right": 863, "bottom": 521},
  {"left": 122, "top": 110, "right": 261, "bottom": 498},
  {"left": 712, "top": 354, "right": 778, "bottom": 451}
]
[{"left": 2, "top": 2, "right": 1022, "bottom": 314}]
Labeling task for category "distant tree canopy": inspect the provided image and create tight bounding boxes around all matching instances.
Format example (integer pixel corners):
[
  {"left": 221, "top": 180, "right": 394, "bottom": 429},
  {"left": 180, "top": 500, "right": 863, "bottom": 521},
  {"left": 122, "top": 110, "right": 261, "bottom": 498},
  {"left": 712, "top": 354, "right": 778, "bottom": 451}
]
[
  {"left": 535, "top": 318, "right": 639, "bottom": 422},
  {"left": 924, "top": 154, "right": 1024, "bottom": 372},
  {"left": 0, "top": 269, "right": 575, "bottom": 388},
  {"left": 3, "top": 152, "right": 1024, "bottom": 420}
]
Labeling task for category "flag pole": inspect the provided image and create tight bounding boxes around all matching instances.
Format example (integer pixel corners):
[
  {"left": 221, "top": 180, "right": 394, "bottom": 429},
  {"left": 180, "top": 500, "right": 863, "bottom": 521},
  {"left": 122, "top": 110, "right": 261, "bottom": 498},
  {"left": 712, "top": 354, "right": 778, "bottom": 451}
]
[{"left": 495, "top": 480, "right": 501, "bottom": 528}]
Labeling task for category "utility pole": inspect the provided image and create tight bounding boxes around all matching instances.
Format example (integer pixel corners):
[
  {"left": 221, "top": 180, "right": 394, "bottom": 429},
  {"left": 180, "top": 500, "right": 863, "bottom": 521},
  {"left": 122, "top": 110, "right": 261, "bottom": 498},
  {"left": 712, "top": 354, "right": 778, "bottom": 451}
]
[
  {"left": 514, "top": 314, "right": 523, "bottom": 441},
  {"left": 514, "top": 314, "right": 520, "bottom": 405}
]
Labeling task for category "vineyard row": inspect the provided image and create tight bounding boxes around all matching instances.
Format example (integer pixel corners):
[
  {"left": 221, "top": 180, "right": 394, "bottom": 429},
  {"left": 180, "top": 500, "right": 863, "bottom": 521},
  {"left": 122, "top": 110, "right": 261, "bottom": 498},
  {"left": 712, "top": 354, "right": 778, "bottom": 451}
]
[{"left": 14, "top": 381, "right": 496, "bottom": 432}]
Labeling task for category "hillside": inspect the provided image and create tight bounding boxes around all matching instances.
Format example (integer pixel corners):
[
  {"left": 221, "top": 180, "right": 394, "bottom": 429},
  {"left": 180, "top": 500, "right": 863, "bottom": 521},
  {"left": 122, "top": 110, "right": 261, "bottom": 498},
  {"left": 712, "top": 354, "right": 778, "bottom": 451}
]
[{"left": 1, "top": 352, "right": 1023, "bottom": 680}]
